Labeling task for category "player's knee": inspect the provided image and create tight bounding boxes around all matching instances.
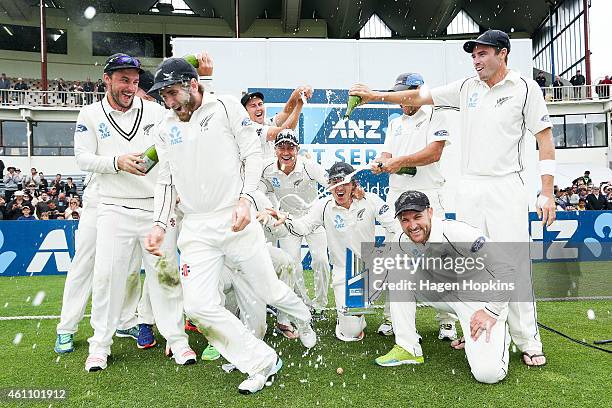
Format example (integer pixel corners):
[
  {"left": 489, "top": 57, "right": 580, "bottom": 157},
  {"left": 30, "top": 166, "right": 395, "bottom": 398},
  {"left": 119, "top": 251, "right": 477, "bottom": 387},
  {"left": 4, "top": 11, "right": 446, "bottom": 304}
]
[{"left": 471, "top": 364, "right": 506, "bottom": 384}]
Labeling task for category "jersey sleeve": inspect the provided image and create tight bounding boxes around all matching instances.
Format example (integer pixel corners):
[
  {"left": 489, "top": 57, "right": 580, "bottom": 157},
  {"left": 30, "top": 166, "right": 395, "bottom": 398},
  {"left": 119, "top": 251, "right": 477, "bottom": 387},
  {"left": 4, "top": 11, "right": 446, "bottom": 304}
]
[
  {"left": 73, "top": 109, "right": 118, "bottom": 174},
  {"left": 524, "top": 79, "right": 553, "bottom": 136},
  {"left": 430, "top": 79, "right": 463, "bottom": 110},
  {"left": 370, "top": 193, "right": 401, "bottom": 236},
  {"left": 304, "top": 158, "right": 329, "bottom": 185},
  {"left": 428, "top": 108, "right": 452, "bottom": 146},
  {"left": 285, "top": 198, "right": 326, "bottom": 236}
]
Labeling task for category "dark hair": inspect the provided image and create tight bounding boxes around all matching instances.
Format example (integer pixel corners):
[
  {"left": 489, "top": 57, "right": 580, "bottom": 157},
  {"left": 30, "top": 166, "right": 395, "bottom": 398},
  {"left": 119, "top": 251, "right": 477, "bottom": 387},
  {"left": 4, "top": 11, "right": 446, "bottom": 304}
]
[{"left": 494, "top": 47, "right": 509, "bottom": 64}]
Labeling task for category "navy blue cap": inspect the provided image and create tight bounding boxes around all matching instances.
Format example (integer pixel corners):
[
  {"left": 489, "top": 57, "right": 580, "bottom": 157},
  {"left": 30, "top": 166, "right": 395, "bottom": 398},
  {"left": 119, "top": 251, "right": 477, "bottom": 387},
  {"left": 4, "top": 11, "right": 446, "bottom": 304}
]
[
  {"left": 274, "top": 129, "right": 299, "bottom": 147},
  {"left": 148, "top": 58, "right": 197, "bottom": 94},
  {"left": 391, "top": 73, "right": 425, "bottom": 91},
  {"left": 394, "top": 190, "right": 430, "bottom": 217},
  {"left": 463, "top": 30, "right": 511, "bottom": 54}
]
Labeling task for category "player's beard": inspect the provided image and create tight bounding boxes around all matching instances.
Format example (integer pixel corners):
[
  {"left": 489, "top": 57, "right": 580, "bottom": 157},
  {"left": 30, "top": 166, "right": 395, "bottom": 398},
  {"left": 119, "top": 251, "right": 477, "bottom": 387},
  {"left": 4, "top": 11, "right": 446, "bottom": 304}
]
[
  {"left": 174, "top": 91, "right": 196, "bottom": 122},
  {"left": 109, "top": 86, "right": 135, "bottom": 110}
]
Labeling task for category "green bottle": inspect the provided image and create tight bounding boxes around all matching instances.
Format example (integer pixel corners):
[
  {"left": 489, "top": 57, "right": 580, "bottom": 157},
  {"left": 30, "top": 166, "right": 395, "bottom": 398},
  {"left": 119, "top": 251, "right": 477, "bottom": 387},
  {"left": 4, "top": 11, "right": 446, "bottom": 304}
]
[
  {"left": 396, "top": 167, "right": 417, "bottom": 176},
  {"left": 344, "top": 95, "right": 361, "bottom": 119},
  {"left": 141, "top": 145, "right": 159, "bottom": 174},
  {"left": 183, "top": 54, "right": 199, "bottom": 68}
]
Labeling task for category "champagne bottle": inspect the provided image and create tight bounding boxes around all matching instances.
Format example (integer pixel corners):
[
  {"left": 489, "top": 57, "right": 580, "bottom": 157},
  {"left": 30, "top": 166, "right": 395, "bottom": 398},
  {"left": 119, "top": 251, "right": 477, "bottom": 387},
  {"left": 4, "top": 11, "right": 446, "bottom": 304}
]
[
  {"left": 183, "top": 54, "right": 199, "bottom": 68},
  {"left": 396, "top": 167, "right": 417, "bottom": 176},
  {"left": 344, "top": 95, "right": 361, "bottom": 119},
  {"left": 141, "top": 145, "right": 159, "bottom": 174}
]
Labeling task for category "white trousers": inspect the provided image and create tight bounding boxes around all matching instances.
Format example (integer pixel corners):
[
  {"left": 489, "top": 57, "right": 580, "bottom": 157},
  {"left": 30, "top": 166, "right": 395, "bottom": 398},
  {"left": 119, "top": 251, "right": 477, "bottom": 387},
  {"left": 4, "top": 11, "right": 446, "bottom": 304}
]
[
  {"left": 456, "top": 174, "right": 541, "bottom": 352},
  {"left": 56, "top": 204, "right": 143, "bottom": 335},
  {"left": 279, "top": 228, "right": 330, "bottom": 311},
  {"left": 391, "top": 298, "right": 510, "bottom": 383},
  {"left": 87, "top": 204, "right": 187, "bottom": 356},
  {"left": 331, "top": 265, "right": 367, "bottom": 338},
  {"left": 178, "top": 208, "right": 311, "bottom": 375}
]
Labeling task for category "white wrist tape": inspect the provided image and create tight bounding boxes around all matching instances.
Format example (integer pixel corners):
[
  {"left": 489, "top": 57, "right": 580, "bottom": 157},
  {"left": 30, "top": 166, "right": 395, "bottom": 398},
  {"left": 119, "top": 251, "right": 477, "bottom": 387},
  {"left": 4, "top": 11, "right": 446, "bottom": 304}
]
[
  {"left": 539, "top": 159, "right": 556, "bottom": 177},
  {"left": 536, "top": 195, "right": 551, "bottom": 209}
]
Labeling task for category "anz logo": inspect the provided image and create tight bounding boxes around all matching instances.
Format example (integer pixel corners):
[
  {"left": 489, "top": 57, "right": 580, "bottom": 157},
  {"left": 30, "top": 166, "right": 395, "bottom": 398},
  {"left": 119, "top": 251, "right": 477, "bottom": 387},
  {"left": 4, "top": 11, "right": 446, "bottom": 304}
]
[
  {"left": 328, "top": 119, "right": 382, "bottom": 141},
  {"left": 27, "top": 229, "right": 72, "bottom": 274}
]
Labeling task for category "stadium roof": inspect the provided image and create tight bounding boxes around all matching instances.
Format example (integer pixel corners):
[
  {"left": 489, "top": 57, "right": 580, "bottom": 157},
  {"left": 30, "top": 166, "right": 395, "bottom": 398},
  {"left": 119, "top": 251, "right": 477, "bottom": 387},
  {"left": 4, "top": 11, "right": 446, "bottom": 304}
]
[{"left": 2, "top": 0, "right": 559, "bottom": 39}]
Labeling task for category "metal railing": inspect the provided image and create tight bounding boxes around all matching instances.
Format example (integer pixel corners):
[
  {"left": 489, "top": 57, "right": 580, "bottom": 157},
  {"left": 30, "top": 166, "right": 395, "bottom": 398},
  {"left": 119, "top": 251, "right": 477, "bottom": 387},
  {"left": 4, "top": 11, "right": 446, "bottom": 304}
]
[
  {"left": 0, "top": 89, "right": 105, "bottom": 107},
  {"left": 542, "top": 84, "right": 612, "bottom": 102}
]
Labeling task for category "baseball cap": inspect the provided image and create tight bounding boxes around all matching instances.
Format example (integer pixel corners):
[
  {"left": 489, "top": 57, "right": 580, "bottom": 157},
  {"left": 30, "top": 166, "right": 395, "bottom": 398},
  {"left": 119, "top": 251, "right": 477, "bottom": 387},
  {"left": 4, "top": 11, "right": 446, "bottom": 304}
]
[
  {"left": 394, "top": 190, "right": 430, "bottom": 217},
  {"left": 104, "top": 53, "right": 143, "bottom": 74},
  {"left": 241, "top": 91, "right": 264, "bottom": 107},
  {"left": 327, "top": 162, "right": 355, "bottom": 181},
  {"left": 463, "top": 29, "right": 511, "bottom": 54},
  {"left": 390, "top": 73, "right": 425, "bottom": 92},
  {"left": 138, "top": 70, "right": 155, "bottom": 93},
  {"left": 274, "top": 129, "right": 299, "bottom": 147},
  {"left": 148, "top": 58, "right": 198, "bottom": 94},
  {"left": 14, "top": 190, "right": 25, "bottom": 197}
]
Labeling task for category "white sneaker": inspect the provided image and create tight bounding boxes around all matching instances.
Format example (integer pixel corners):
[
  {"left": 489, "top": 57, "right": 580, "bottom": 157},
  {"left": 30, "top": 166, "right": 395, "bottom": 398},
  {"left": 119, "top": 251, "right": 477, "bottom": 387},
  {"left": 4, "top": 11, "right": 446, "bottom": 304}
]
[
  {"left": 167, "top": 346, "right": 197, "bottom": 365},
  {"left": 85, "top": 354, "right": 107, "bottom": 372},
  {"left": 296, "top": 322, "right": 317, "bottom": 349},
  {"left": 238, "top": 357, "right": 283, "bottom": 395},
  {"left": 377, "top": 320, "right": 394, "bottom": 336},
  {"left": 438, "top": 322, "right": 458, "bottom": 341}
]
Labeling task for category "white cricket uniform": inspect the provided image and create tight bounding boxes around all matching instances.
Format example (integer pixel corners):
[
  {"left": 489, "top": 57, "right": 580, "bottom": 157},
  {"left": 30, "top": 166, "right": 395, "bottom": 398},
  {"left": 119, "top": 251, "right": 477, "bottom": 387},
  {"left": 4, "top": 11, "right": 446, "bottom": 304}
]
[
  {"left": 431, "top": 69, "right": 553, "bottom": 352},
  {"left": 262, "top": 156, "right": 331, "bottom": 312},
  {"left": 285, "top": 193, "right": 400, "bottom": 338},
  {"left": 257, "top": 117, "right": 277, "bottom": 159},
  {"left": 382, "top": 106, "right": 451, "bottom": 218},
  {"left": 74, "top": 95, "right": 187, "bottom": 357},
  {"left": 153, "top": 94, "right": 311, "bottom": 376},
  {"left": 56, "top": 175, "right": 145, "bottom": 335},
  {"left": 391, "top": 217, "right": 511, "bottom": 383}
]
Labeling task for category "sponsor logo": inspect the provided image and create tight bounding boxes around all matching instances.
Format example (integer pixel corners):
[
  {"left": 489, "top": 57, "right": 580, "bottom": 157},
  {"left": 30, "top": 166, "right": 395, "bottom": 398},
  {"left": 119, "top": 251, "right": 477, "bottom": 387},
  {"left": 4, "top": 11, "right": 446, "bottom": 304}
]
[
  {"left": 467, "top": 92, "right": 479, "bottom": 108},
  {"left": 328, "top": 119, "right": 382, "bottom": 141},
  {"left": 199, "top": 113, "right": 214, "bottom": 132},
  {"left": 169, "top": 126, "right": 182, "bottom": 145},
  {"left": 0, "top": 229, "right": 17, "bottom": 274},
  {"left": 356, "top": 208, "right": 366, "bottom": 221},
  {"left": 349, "top": 288, "right": 363, "bottom": 296},
  {"left": 241, "top": 118, "right": 253, "bottom": 127},
  {"left": 378, "top": 204, "right": 389, "bottom": 216},
  {"left": 541, "top": 114, "right": 550, "bottom": 122},
  {"left": 98, "top": 123, "right": 111, "bottom": 139},
  {"left": 471, "top": 236, "right": 486, "bottom": 253},
  {"left": 143, "top": 123, "right": 155, "bottom": 136},
  {"left": 26, "top": 229, "right": 71, "bottom": 273},
  {"left": 181, "top": 263, "right": 190, "bottom": 277},
  {"left": 271, "top": 177, "right": 281, "bottom": 188},
  {"left": 293, "top": 179, "right": 303, "bottom": 189},
  {"left": 334, "top": 214, "right": 345, "bottom": 229},
  {"left": 494, "top": 96, "right": 513, "bottom": 107},
  {"left": 75, "top": 124, "right": 88, "bottom": 133},
  {"left": 434, "top": 129, "right": 449, "bottom": 138}
]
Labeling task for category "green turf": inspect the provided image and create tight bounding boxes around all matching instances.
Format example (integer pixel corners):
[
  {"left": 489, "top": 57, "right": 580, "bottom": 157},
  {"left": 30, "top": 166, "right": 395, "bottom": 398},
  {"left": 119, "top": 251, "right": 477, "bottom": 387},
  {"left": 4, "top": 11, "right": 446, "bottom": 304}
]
[{"left": 0, "top": 274, "right": 611, "bottom": 408}]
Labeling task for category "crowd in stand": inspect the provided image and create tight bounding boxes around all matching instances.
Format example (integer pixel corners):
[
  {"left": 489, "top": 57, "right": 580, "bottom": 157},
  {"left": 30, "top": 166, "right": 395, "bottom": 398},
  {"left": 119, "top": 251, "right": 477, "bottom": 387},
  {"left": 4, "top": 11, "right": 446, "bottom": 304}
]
[
  {"left": 0, "top": 73, "right": 105, "bottom": 106},
  {"left": 554, "top": 170, "right": 612, "bottom": 211},
  {"left": 0, "top": 163, "right": 82, "bottom": 221},
  {"left": 535, "top": 70, "right": 612, "bottom": 101}
]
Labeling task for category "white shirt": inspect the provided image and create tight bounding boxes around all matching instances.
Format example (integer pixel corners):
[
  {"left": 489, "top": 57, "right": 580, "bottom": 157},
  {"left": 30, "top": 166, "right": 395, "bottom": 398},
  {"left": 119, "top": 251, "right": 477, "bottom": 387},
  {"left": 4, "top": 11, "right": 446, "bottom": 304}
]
[
  {"left": 73, "top": 95, "right": 165, "bottom": 210},
  {"left": 153, "top": 95, "right": 262, "bottom": 224},
  {"left": 257, "top": 117, "right": 277, "bottom": 159},
  {"left": 261, "top": 155, "right": 328, "bottom": 218},
  {"left": 286, "top": 193, "right": 400, "bottom": 271},
  {"left": 382, "top": 106, "right": 451, "bottom": 191},
  {"left": 431, "top": 70, "right": 552, "bottom": 177}
]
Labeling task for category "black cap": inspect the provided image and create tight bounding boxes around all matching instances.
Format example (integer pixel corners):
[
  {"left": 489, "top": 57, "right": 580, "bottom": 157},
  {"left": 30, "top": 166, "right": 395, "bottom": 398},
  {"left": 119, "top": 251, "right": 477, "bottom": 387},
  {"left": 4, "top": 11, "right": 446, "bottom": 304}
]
[
  {"left": 394, "top": 190, "right": 430, "bottom": 217},
  {"left": 274, "top": 129, "right": 299, "bottom": 147},
  {"left": 240, "top": 91, "right": 264, "bottom": 107},
  {"left": 148, "top": 58, "right": 198, "bottom": 94},
  {"left": 138, "top": 70, "right": 155, "bottom": 93},
  {"left": 390, "top": 73, "right": 425, "bottom": 92},
  {"left": 463, "top": 30, "right": 511, "bottom": 54},
  {"left": 104, "top": 53, "right": 143, "bottom": 74},
  {"left": 327, "top": 162, "right": 355, "bottom": 181}
]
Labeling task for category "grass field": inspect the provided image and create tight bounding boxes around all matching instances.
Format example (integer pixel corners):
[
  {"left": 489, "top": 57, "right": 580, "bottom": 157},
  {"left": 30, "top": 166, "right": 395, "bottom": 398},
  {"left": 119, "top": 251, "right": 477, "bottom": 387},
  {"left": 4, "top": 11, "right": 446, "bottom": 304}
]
[{"left": 0, "top": 269, "right": 611, "bottom": 408}]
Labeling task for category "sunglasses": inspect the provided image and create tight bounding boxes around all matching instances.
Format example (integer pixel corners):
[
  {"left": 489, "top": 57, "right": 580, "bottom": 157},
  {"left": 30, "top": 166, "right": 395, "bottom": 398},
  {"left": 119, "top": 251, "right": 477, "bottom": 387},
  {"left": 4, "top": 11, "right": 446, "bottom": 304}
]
[{"left": 105, "top": 55, "right": 141, "bottom": 71}]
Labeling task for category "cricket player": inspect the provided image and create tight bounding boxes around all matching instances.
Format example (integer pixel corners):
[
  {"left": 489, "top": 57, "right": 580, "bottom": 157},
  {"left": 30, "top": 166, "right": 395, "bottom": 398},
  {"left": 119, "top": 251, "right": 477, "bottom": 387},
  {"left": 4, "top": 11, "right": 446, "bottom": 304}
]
[
  {"left": 269, "top": 162, "right": 400, "bottom": 341},
  {"left": 375, "top": 190, "right": 512, "bottom": 384},
  {"left": 144, "top": 57, "right": 315, "bottom": 395},
  {"left": 261, "top": 129, "right": 331, "bottom": 323},
  {"left": 241, "top": 85, "right": 312, "bottom": 158},
  {"left": 74, "top": 53, "right": 191, "bottom": 372},
  {"left": 350, "top": 29, "right": 556, "bottom": 366},
  {"left": 371, "top": 72, "right": 456, "bottom": 340}
]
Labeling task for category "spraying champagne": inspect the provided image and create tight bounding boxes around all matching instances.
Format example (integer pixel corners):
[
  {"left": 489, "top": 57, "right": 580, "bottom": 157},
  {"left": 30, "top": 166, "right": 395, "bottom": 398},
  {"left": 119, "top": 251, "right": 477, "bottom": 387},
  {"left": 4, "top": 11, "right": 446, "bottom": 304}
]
[{"left": 344, "top": 95, "right": 361, "bottom": 119}]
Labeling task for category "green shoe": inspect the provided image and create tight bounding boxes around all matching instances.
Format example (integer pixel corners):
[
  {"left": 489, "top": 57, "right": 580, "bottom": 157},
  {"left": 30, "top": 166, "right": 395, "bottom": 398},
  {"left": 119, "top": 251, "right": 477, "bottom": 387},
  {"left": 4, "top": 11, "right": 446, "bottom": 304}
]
[
  {"left": 201, "top": 344, "right": 220, "bottom": 361},
  {"left": 54, "top": 333, "right": 74, "bottom": 354},
  {"left": 115, "top": 326, "right": 139, "bottom": 340},
  {"left": 375, "top": 344, "right": 424, "bottom": 367}
]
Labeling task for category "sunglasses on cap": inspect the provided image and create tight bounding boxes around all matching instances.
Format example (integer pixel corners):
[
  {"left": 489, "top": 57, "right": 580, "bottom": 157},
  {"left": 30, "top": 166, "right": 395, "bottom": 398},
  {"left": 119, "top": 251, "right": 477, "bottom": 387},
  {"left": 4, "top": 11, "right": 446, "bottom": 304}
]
[{"left": 104, "top": 55, "right": 142, "bottom": 73}]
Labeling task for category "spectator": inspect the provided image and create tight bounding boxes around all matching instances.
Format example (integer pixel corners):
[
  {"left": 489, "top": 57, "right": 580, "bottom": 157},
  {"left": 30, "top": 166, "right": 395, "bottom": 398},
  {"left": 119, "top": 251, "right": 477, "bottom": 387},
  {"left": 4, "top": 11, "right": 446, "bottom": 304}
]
[
  {"left": 25, "top": 167, "right": 41, "bottom": 187},
  {"left": 586, "top": 186, "right": 607, "bottom": 210},
  {"left": 13, "top": 77, "right": 28, "bottom": 104},
  {"left": 56, "top": 192, "right": 69, "bottom": 213},
  {"left": 6, "top": 191, "right": 33, "bottom": 220},
  {"left": 605, "top": 185, "right": 612, "bottom": 210},
  {"left": 570, "top": 69, "right": 586, "bottom": 99},
  {"left": 3, "top": 166, "right": 19, "bottom": 201},
  {"left": 51, "top": 173, "right": 65, "bottom": 192},
  {"left": 35, "top": 191, "right": 50, "bottom": 218},
  {"left": 0, "top": 73, "right": 10, "bottom": 104},
  {"left": 64, "top": 177, "right": 78, "bottom": 197},
  {"left": 25, "top": 182, "right": 39, "bottom": 204},
  {"left": 14, "top": 168, "right": 24, "bottom": 190},
  {"left": 65, "top": 198, "right": 82, "bottom": 219},
  {"left": 535, "top": 71, "right": 547, "bottom": 96},
  {"left": 70, "top": 81, "right": 83, "bottom": 106},
  {"left": 577, "top": 198, "right": 587, "bottom": 211},
  {"left": 0, "top": 158, "right": 4, "bottom": 177},
  {"left": 46, "top": 200, "right": 60, "bottom": 219},
  {"left": 597, "top": 75, "right": 612, "bottom": 99},
  {"left": 573, "top": 170, "right": 591, "bottom": 186},
  {"left": 56, "top": 213, "right": 65, "bottom": 220},
  {"left": 57, "top": 78, "right": 68, "bottom": 105},
  {"left": 17, "top": 205, "right": 36, "bottom": 221},
  {"left": 38, "top": 171, "right": 49, "bottom": 191},
  {"left": 39, "top": 211, "right": 49, "bottom": 220},
  {"left": 568, "top": 186, "right": 580, "bottom": 206},
  {"left": 94, "top": 78, "right": 106, "bottom": 101},
  {"left": 48, "top": 186, "right": 58, "bottom": 198},
  {"left": 82, "top": 77, "right": 95, "bottom": 105},
  {"left": 0, "top": 196, "right": 6, "bottom": 220},
  {"left": 552, "top": 75, "right": 564, "bottom": 101}
]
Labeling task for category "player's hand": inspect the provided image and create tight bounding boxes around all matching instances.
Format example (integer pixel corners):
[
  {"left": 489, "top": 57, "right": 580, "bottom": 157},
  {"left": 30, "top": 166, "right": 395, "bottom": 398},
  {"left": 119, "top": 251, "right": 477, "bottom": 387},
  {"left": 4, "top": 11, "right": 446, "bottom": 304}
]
[
  {"left": 536, "top": 195, "right": 556, "bottom": 227},
  {"left": 371, "top": 160, "right": 384, "bottom": 175},
  {"left": 352, "top": 185, "right": 365, "bottom": 200},
  {"left": 295, "top": 85, "right": 313, "bottom": 101},
  {"left": 232, "top": 198, "right": 251, "bottom": 232},
  {"left": 117, "top": 153, "right": 146, "bottom": 176},
  {"left": 349, "top": 83, "right": 377, "bottom": 104},
  {"left": 266, "top": 208, "right": 288, "bottom": 227},
  {"left": 470, "top": 309, "right": 497, "bottom": 342},
  {"left": 196, "top": 51, "right": 213, "bottom": 76},
  {"left": 145, "top": 225, "right": 166, "bottom": 257},
  {"left": 255, "top": 210, "right": 270, "bottom": 225}
]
